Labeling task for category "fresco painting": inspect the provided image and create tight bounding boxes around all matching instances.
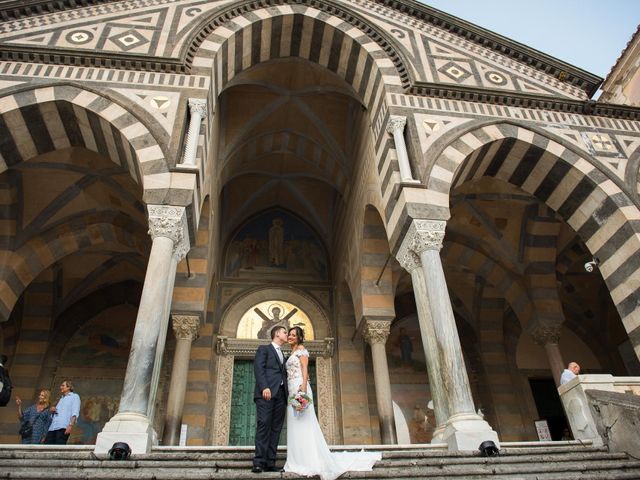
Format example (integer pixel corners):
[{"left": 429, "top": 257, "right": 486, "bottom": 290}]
[{"left": 225, "top": 210, "right": 328, "bottom": 281}]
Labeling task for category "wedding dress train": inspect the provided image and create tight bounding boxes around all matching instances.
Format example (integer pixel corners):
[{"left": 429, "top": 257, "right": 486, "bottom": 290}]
[{"left": 283, "top": 348, "right": 381, "bottom": 480}]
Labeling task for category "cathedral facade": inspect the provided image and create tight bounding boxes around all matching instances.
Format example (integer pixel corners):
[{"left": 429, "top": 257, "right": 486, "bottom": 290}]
[{"left": 0, "top": 0, "right": 638, "bottom": 452}]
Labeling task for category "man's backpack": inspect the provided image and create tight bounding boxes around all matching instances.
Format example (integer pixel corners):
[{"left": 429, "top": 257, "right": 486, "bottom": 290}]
[{"left": 0, "top": 367, "right": 12, "bottom": 406}]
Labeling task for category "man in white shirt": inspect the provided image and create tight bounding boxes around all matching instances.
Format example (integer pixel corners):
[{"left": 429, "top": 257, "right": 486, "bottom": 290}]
[
  {"left": 560, "top": 362, "right": 581, "bottom": 385},
  {"left": 45, "top": 379, "right": 81, "bottom": 444}
]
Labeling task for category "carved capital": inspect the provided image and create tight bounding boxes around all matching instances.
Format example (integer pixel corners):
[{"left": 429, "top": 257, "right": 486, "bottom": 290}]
[
  {"left": 147, "top": 205, "right": 190, "bottom": 261},
  {"left": 216, "top": 336, "right": 229, "bottom": 355},
  {"left": 396, "top": 247, "right": 421, "bottom": 273},
  {"left": 411, "top": 219, "right": 446, "bottom": 253},
  {"left": 363, "top": 320, "right": 392, "bottom": 345},
  {"left": 188, "top": 98, "right": 207, "bottom": 118},
  {"left": 529, "top": 322, "right": 562, "bottom": 346},
  {"left": 386, "top": 115, "right": 407, "bottom": 134},
  {"left": 396, "top": 219, "right": 447, "bottom": 272},
  {"left": 323, "top": 337, "right": 335, "bottom": 358},
  {"left": 171, "top": 314, "right": 200, "bottom": 341}
]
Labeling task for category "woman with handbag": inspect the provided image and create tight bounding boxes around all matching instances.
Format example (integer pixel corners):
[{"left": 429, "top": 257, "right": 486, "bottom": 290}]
[{"left": 16, "top": 389, "right": 52, "bottom": 444}]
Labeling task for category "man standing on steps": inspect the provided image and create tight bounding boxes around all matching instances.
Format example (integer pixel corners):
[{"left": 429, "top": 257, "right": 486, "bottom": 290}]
[
  {"left": 252, "top": 325, "right": 288, "bottom": 473},
  {"left": 44, "top": 379, "right": 80, "bottom": 444}
]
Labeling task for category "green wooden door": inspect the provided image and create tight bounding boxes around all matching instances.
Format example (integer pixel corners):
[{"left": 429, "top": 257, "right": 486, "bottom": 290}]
[
  {"left": 229, "top": 360, "right": 257, "bottom": 446},
  {"left": 228, "top": 358, "right": 317, "bottom": 446}
]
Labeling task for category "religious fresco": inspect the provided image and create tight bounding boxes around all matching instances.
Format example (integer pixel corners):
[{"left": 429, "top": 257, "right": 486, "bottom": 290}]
[
  {"left": 236, "top": 300, "right": 315, "bottom": 340},
  {"left": 54, "top": 306, "right": 134, "bottom": 444},
  {"left": 225, "top": 210, "right": 328, "bottom": 281}
]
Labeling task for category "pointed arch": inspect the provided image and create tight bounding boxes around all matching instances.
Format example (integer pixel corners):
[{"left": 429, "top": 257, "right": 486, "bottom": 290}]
[{"left": 428, "top": 121, "right": 640, "bottom": 357}]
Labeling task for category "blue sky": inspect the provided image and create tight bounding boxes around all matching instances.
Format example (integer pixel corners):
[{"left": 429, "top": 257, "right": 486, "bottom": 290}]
[{"left": 422, "top": 1, "right": 639, "bottom": 80}]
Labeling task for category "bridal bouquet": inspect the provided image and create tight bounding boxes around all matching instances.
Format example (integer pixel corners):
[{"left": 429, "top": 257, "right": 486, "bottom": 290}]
[{"left": 289, "top": 391, "right": 313, "bottom": 416}]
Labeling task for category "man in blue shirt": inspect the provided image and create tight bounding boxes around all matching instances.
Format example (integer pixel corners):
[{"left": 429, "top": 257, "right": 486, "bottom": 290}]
[
  {"left": 44, "top": 379, "right": 80, "bottom": 444},
  {"left": 560, "top": 362, "right": 581, "bottom": 385}
]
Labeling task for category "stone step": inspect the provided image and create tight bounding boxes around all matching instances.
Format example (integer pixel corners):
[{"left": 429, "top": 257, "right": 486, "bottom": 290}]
[{"left": 1, "top": 443, "right": 639, "bottom": 480}]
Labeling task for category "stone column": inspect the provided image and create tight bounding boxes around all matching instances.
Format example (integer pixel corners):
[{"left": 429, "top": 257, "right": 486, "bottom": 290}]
[
  {"left": 529, "top": 322, "right": 565, "bottom": 387},
  {"left": 397, "top": 219, "right": 498, "bottom": 451},
  {"left": 95, "top": 205, "right": 190, "bottom": 455},
  {"left": 386, "top": 115, "right": 418, "bottom": 183},
  {"left": 363, "top": 319, "right": 397, "bottom": 444},
  {"left": 395, "top": 249, "right": 449, "bottom": 441},
  {"left": 181, "top": 98, "right": 207, "bottom": 166},
  {"left": 162, "top": 314, "right": 201, "bottom": 446}
]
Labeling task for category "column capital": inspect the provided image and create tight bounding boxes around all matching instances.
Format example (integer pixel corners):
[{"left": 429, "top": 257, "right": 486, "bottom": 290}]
[
  {"left": 396, "top": 248, "right": 421, "bottom": 273},
  {"left": 363, "top": 319, "right": 392, "bottom": 345},
  {"left": 386, "top": 115, "right": 407, "bottom": 134},
  {"left": 188, "top": 98, "right": 207, "bottom": 117},
  {"left": 147, "top": 205, "right": 190, "bottom": 261},
  {"left": 396, "top": 219, "right": 447, "bottom": 272},
  {"left": 171, "top": 314, "right": 201, "bottom": 341},
  {"left": 528, "top": 321, "right": 562, "bottom": 346}
]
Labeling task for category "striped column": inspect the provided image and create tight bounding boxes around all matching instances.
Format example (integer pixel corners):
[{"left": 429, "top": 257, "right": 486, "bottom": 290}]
[
  {"left": 363, "top": 318, "right": 397, "bottom": 444},
  {"left": 397, "top": 219, "right": 499, "bottom": 451},
  {"left": 95, "top": 206, "right": 190, "bottom": 455}
]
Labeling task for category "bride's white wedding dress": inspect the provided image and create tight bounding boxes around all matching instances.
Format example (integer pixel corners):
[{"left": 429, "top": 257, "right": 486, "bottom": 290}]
[{"left": 283, "top": 348, "right": 381, "bottom": 480}]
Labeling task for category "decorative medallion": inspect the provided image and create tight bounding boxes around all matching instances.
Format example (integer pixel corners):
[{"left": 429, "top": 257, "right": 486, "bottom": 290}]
[
  {"left": 484, "top": 70, "right": 507, "bottom": 86},
  {"left": 66, "top": 30, "right": 94, "bottom": 45},
  {"left": 110, "top": 29, "right": 149, "bottom": 51},
  {"left": 439, "top": 61, "right": 472, "bottom": 83}
]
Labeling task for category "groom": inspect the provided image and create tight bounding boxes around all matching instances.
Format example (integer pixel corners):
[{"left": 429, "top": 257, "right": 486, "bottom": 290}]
[{"left": 252, "top": 325, "right": 288, "bottom": 473}]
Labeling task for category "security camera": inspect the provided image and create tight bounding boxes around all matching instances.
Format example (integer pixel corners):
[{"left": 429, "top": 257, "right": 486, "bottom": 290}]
[{"left": 584, "top": 257, "right": 600, "bottom": 272}]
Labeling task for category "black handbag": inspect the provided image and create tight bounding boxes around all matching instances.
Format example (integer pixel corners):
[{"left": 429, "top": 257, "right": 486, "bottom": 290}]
[{"left": 19, "top": 420, "right": 33, "bottom": 439}]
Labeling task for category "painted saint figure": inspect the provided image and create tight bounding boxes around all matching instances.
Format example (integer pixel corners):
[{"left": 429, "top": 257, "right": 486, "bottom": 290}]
[
  {"left": 269, "top": 218, "right": 285, "bottom": 266},
  {"left": 255, "top": 305, "right": 298, "bottom": 339}
]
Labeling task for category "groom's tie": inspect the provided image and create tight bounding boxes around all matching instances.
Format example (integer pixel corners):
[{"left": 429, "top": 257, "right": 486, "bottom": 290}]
[{"left": 275, "top": 345, "right": 284, "bottom": 364}]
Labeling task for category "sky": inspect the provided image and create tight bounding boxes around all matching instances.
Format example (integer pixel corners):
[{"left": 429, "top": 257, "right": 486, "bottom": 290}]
[{"left": 421, "top": 1, "right": 640, "bottom": 81}]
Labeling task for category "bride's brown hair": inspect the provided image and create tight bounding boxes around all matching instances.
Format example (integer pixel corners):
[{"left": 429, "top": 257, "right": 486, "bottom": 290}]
[{"left": 288, "top": 326, "right": 305, "bottom": 344}]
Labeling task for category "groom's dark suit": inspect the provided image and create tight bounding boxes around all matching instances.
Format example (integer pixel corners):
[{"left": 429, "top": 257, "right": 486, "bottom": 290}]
[{"left": 253, "top": 342, "right": 288, "bottom": 470}]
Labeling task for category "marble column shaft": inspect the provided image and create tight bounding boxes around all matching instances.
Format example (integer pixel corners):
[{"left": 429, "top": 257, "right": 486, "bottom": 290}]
[
  {"left": 406, "top": 262, "right": 449, "bottom": 429},
  {"left": 163, "top": 315, "right": 200, "bottom": 446},
  {"left": 386, "top": 115, "right": 415, "bottom": 182},
  {"left": 397, "top": 220, "right": 478, "bottom": 418},
  {"left": 363, "top": 319, "right": 397, "bottom": 444},
  {"left": 119, "top": 206, "right": 190, "bottom": 416},
  {"left": 182, "top": 98, "right": 207, "bottom": 166}
]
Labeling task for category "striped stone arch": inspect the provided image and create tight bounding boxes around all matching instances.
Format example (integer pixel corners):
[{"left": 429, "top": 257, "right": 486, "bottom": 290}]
[
  {"left": 443, "top": 241, "right": 534, "bottom": 328},
  {"left": 0, "top": 84, "right": 169, "bottom": 186},
  {"left": 192, "top": 3, "right": 404, "bottom": 114},
  {"left": 428, "top": 121, "right": 640, "bottom": 357},
  {"left": 0, "top": 213, "right": 148, "bottom": 321}
]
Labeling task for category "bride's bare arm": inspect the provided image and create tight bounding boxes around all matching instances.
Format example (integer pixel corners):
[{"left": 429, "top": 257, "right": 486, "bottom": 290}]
[{"left": 299, "top": 350, "right": 309, "bottom": 393}]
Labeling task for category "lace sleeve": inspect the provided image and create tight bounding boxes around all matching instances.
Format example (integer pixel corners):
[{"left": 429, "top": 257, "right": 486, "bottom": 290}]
[{"left": 294, "top": 348, "right": 309, "bottom": 358}]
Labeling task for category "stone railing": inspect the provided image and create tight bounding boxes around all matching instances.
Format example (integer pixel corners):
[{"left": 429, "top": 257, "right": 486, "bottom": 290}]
[{"left": 558, "top": 374, "right": 640, "bottom": 454}]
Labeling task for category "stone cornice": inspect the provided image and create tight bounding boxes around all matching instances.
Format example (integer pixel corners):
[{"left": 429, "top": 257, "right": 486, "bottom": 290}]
[
  {"left": 0, "top": 0, "right": 111, "bottom": 20},
  {"left": 408, "top": 82, "right": 640, "bottom": 121},
  {"left": 216, "top": 337, "right": 335, "bottom": 359},
  {"left": 0, "top": 46, "right": 186, "bottom": 74}
]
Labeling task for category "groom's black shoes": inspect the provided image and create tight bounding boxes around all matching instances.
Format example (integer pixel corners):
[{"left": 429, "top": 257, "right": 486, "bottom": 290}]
[
  {"left": 265, "top": 466, "right": 284, "bottom": 472},
  {"left": 251, "top": 466, "right": 263, "bottom": 473}
]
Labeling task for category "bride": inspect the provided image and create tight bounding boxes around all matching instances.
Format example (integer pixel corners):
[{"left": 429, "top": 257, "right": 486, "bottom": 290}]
[{"left": 283, "top": 326, "right": 381, "bottom": 480}]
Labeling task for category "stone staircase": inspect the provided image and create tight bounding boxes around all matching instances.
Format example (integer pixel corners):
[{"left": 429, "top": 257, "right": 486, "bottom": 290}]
[{"left": 1, "top": 441, "right": 640, "bottom": 479}]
